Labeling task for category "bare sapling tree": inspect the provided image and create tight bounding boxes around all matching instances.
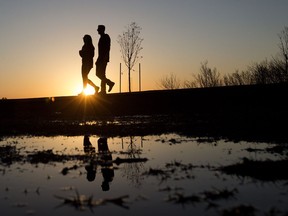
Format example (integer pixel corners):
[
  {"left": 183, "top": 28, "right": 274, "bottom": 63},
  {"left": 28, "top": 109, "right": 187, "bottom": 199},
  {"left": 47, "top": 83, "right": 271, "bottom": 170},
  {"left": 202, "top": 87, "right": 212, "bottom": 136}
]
[
  {"left": 118, "top": 22, "right": 143, "bottom": 92},
  {"left": 277, "top": 26, "right": 288, "bottom": 80},
  {"left": 247, "top": 60, "right": 272, "bottom": 84},
  {"left": 183, "top": 79, "right": 198, "bottom": 88},
  {"left": 158, "top": 73, "right": 181, "bottom": 90},
  {"left": 223, "top": 70, "right": 253, "bottom": 86},
  {"left": 195, "top": 61, "right": 222, "bottom": 87}
]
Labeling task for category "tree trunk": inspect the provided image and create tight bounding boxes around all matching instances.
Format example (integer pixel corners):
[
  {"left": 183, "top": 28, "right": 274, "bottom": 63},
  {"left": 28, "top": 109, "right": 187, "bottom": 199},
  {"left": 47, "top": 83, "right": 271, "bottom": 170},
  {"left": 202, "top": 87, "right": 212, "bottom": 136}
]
[{"left": 128, "top": 68, "right": 131, "bottom": 92}]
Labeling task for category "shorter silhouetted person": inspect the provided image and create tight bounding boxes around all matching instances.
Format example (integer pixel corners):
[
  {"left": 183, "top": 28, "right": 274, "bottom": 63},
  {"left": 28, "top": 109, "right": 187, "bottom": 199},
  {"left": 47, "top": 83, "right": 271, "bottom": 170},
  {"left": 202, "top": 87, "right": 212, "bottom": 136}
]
[
  {"left": 97, "top": 137, "right": 114, "bottom": 191},
  {"left": 79, "top": 34, "right": 99, "bottom": 95},
  {"left": 85, "top": 161, "right": 97, "bottom": 182},
  {"left": 95, "top": 25, "right": 114, "bottom": 94},
  {"left": 83, "top": 134, "right": 95, "bottom": 154}
]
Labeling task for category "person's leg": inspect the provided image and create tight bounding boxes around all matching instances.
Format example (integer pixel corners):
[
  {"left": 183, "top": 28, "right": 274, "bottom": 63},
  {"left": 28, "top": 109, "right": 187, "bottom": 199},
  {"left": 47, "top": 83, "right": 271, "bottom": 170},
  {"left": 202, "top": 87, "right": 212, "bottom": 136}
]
[
  {"left": 106, "top": 79, "right": 115, "bottom": 92},
  {"left": 96, "top": 62, "right": 107, "bottom": 93},
  {"left": 87, "top": 79, "right": 99, "bottom": 93},
  {"left": 84, "top": 65, "right": 99, "bottom": 93},
  {"left": 82, "top": 65, "right": 89, "bottom": 91},
  {"left": 100, "top": 62, "right": 114, "bottom": 92}
]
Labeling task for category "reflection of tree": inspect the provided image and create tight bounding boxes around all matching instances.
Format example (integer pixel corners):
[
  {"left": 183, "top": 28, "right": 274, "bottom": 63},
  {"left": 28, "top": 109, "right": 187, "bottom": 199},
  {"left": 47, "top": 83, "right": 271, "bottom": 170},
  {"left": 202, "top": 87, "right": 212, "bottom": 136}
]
[{"left": 121, "top": 136, "right": 145, "bottom": 188}]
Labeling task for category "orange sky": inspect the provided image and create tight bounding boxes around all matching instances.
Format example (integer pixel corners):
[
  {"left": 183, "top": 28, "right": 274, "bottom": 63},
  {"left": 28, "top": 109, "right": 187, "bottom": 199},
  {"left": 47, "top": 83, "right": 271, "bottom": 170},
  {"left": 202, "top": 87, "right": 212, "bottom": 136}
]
[{"left": 0, "top": 0, "right": 287, "bottom": 99}]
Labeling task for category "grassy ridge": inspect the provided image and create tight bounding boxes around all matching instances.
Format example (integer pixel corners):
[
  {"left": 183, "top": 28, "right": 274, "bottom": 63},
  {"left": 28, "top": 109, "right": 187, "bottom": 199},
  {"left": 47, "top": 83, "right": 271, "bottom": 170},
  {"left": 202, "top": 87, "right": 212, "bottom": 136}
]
[{"left": 1, "top": 83, "right": 288, "bottom": 142}]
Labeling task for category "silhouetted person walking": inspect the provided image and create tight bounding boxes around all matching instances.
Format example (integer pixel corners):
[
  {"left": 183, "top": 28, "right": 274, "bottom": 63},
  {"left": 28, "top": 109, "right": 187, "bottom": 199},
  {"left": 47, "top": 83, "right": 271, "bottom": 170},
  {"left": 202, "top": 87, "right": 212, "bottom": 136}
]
[
  {"left": 96, "top": 25, "right": 114, "bottom": 94},
  {"left": 79, "top": 34, "right": 99, "bottom": 95}
]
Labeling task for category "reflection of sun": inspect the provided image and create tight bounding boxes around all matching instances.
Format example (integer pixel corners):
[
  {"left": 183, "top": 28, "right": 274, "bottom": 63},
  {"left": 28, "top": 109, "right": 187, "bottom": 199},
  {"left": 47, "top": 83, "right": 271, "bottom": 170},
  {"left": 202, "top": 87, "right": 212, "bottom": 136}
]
[{"left": 83, "top": 86, "right": 95, "bottom": 95}]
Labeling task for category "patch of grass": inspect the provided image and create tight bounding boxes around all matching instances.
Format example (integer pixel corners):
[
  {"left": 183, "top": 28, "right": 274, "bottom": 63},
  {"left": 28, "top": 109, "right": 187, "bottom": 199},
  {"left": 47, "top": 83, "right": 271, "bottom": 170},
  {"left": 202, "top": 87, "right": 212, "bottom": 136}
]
[
  {"left": 54, "top": 189, "right": 129, "bottom": 211},
  {"left": 219, "top": 158, "right": 288, "bottom": 181}
]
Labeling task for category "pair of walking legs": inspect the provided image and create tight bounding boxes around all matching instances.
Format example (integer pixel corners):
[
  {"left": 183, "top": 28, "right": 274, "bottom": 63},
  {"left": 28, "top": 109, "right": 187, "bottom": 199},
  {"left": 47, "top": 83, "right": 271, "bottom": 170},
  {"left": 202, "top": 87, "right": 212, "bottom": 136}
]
[
  {"left": 82, "top": 65, "right": 99, "bottom": 93},
  {"left": 96, "top": 61, "right": 114, "bottom": 94}
]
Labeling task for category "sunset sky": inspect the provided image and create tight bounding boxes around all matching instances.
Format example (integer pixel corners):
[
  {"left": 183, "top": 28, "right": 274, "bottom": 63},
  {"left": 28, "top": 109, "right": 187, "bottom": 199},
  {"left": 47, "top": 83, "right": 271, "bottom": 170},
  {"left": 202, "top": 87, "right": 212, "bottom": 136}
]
[{"left": 0, "top": 0, "right": 287, "bottom": 99}]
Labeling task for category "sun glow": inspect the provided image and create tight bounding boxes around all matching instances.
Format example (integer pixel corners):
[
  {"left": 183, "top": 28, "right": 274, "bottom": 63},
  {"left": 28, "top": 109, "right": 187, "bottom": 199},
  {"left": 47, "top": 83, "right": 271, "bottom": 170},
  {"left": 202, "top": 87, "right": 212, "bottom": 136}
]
[{"left": 83, "top": 86, "right": 95, "bottom": 95}]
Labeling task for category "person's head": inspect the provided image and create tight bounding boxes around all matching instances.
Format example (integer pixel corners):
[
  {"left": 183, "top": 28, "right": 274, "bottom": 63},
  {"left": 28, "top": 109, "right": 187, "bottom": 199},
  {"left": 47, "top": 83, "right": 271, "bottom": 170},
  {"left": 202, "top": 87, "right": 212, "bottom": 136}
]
[
  {"left": 85, "top": 165, "right": 96, "bottom": 181},
  {"left": 86, "top": 170, "right": 96, "bottom": 182},
  {"left": 97, "top": 25, "right": 105, "bottom": 35},
  {"left": 83, "top": 34, "right": 93, "bottom": 44}
]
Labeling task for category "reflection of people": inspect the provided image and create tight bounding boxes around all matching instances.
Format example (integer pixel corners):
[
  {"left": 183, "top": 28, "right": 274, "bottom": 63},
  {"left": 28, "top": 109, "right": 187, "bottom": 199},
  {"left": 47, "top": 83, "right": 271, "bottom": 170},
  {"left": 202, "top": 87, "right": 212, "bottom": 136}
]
[
  {"left": 98, "top": 137, "right": 114, "bottom": 191},
  {"left": 79, "top": 35, "right": 99, "bottom": 95},
  {"left": 83, "top": 134, "right": 95, "bottom": 154},
  {"left": 83, "top": 135, "right": 97, "bottom": 182},
  {"left": 85, "top": 161, "right": 97, "bottom": 182},
  {"left": 95, "top": 25, "right": 115, "bottom": 94}
]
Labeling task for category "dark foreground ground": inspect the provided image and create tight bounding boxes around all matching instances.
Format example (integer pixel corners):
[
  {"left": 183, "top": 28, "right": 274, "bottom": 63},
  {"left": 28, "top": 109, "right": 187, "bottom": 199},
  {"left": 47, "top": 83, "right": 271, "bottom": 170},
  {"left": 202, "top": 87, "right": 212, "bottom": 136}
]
[{"left": 1, "top": 83, "right": 288, "bottom": 143}]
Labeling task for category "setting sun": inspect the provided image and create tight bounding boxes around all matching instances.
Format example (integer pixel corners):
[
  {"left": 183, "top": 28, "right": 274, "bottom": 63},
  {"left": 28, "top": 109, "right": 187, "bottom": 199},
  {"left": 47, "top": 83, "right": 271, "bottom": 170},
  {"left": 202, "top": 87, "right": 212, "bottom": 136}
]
[
  {"left": 73, "top": 84, "right": 96, "bottom": 96},
  {"left": 83, "top": 86, "right": 95, "bottom": 95}
]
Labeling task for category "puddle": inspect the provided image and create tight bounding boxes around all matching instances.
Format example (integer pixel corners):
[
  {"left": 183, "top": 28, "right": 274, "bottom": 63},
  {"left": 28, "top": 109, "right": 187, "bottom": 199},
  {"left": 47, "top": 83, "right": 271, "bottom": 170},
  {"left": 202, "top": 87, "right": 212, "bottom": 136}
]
[{"left": 1, "top": 134, "right": 288, "bottom": 216}]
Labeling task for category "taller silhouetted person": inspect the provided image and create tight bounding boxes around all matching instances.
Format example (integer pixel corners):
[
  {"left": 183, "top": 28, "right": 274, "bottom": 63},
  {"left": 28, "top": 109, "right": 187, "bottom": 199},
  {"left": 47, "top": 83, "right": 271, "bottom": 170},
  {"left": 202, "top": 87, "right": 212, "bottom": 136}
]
[
  {"left": 96, "top": 25, "right": 115, "bottom": 94},
  {"left": 98, "top": 137, "right": 114, "bottom": 191},
  {"left": 79, "top": 34, "right": 99, "bottom": 95}
]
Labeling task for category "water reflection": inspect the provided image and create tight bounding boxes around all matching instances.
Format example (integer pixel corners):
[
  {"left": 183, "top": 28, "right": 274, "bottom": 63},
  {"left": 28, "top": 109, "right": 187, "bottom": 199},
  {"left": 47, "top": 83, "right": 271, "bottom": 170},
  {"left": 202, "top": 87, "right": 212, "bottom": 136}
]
[
  {"left": 83, "top": 135, "right": 97, "bottom": 182},
  {"left": 98, "top": 137, "right": 114, "bottom": 191},
  {"left": 83, "top": 135, "right": 114, "bottom": 191},
  {"left": 121, "top": 136, "right": 145, "bottom": 188},
  {"left": 0, "top": 135, "right": 288, "bottom": 215}
]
